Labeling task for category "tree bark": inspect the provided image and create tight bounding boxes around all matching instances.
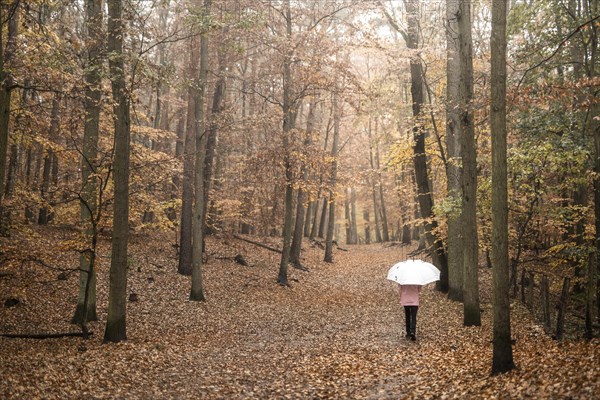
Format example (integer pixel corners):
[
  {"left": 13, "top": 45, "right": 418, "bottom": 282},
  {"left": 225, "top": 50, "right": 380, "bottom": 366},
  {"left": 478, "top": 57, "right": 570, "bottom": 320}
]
[
  {"left": 324, "top": 91, "right": 340, "bottom": 263},
  {"left": 364, "top": 209, "right": 371, "bottom": 244},
  {"left": 460, "top": 0, "right": 480, "bottom": 326},
  {"left": 540, "top": 274, "right": 552, "bottom": 333},
  {"left": 555, "top": 277, "right": 570, "bottom": 341},
  {"left": 72, "top": 0, "right": 103, "bottom": 326},
  {"left": 190, "top": 0, "right": 211, "bottom": 301},
  {"left": 344, "top": 189, "right": 351, "bottom": 244},
  {"left": 368, "top": 118, "right": 382, "bottom": 243},
  {"left": 304, "top": 200, "right": 313, "bottom": 237},
  {"left": 350, "top": 187, "right": 358, "bottom": 244},
  {"left": 490, "top": 0, "right": 515, "bottom": 374},
  {"left": 0, "top": 1, "right": 19, "bottom": 223},
  {"left": 374, "top": 126, "right": 389, "bottom": 242},
  {"left": 586, "top": 0, "right": 600, "bottom": 327},
  {"left": 445, "top": 0, "right": 464, "bottom": 302},
  {"left": 104, "top": 0, "right": 131, "bottom": 343},
  {"left": 291, "top": 97, "right": 316, "bottom": 266},
  {"left": 38, "top": 95, "right": 60, "bottom": 225},
  {"left": 178, "top": 34, "right": 199, "bottom": 276},
  {"left": 203, "top": 28, "right": 225, "bottom": 235},
  {"left": 277, "top": 0, "right": 297, "bottom": 285},
  {"left": 404, "top": 0, "right": 449, "bottom": 291},
  {"left": 317, "top": 196, "right": 328, "bottom": 239}
]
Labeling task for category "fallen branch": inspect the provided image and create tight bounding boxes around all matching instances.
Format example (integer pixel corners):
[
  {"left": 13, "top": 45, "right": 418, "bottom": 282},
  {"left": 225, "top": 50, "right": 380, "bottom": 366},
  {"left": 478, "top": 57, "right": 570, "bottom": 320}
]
[
  {"left": 310, "top": 240, "right": 325, "bottom": 249},
  {"left": 233, "top": 235, "right": 282, "bottom": 254},
  {"left": 1, "top": 331, "right": 93, "bottom": 339},
  {"left": 232, "top": 235, "right": 313, "bottom": 269},
  {"left": 215, "top": 254, "right": 252, "bottom": 267}
]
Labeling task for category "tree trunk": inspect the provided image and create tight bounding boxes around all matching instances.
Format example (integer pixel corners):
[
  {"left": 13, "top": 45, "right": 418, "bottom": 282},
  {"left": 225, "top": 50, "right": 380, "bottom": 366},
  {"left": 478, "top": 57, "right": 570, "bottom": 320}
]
[
  {"left": 368, "top": 118, "right": 382, "bottom": 243},
  {"left": 314, "top": 114, "right": 331, "bottom": 240},
  {"left": 555, "top": 277, "right": 570, "bottom": 341},
  {"left": 585, "top": 251, "right": 594, "bottom": 339},
  {"left": 344, "top": 189, "right": 351, "bottom": 244},
  {"left": 104, "top": 0, "right": 131, "bottom": 343},
  {"left": 540, "top": 274, "right": 552, "bottom": 334},
  {"left": 72, "top": 0, "right": 103, "bottom": 326},
  {"left": 490, "top": 0, "right": 515, "bottom": 374},
  {"left": 364, "top": 209, "right": 371, "bottom": 244},
  {"left": 178, "top": 36, "right": 199, "bottom": 276},
  {"left": 152, "top": 1, "right": 170, "bottom": 134},
  {"left": 375, "top": 127, "right": 389, "bottom": 242},
  {"left": 324, "top": 91, "right": 340, "bottom": 263},
  {"left": 304, "top": 200, "right": 313, "bottom": 237},
  {"left": 445, "top": 0, "right": 464, "bottom": 302},
  {"left": 38, "top": 95, "right": 59, "bottom": 225},
  {"left": 317, "top": 196, "right": 328, "bottom": 239},
  {"left": 0, "top": 1, "right": 18, "bottom": 225},
  {"left": 586, "top": 0, "right": 600, "bottom": 327},
  {"left": 568, "top": 0, "right": 589, "bottom": 294},
  {"left": 277, "top": 0, "right": 297, "bottom": 286},
  {"left": 290, "top": 97, "right": 316, "bottom": 267},
  {"left": 405, "top": 0, "right": 448, "bottom": 291},
  {"left": 203, "top": 29, "right": 225, "bottom": 236},
  {"left": 350, "top": 187, "right": 358, "bottom": 244},
  {"left": 24, "top": 144, "right": 42, "bottom": 223},
  {"left": 5, "top": 143, "right": 17, "bottom": 198},
  {"left": 166, "top": 115, "right": 185, "bottom": 223},
  {"left": 190, "top": 0, "right": 211, "bottom": 302},
  {"left": 460, "top": 0, "right": 480, "bottom": 326}
]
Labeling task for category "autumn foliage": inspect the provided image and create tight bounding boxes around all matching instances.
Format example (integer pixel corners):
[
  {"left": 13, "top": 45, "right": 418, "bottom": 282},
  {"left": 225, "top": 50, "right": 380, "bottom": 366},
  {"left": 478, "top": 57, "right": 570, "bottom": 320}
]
[{"left": 0, "top": 228, "right": 598, "bottom": 398}]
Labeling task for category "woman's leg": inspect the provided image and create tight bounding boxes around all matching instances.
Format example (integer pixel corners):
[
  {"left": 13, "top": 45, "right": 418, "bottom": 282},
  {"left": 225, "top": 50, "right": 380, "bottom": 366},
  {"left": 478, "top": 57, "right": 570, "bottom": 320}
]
[
  {"left": 409, "top": 306, "right": 418, "bottom": 339},
  {"left": 412, "top": 306, "right": 418, "bottom": 335},
  {"left": 404, "top": 306, "right": 411, "bottom": 336}
]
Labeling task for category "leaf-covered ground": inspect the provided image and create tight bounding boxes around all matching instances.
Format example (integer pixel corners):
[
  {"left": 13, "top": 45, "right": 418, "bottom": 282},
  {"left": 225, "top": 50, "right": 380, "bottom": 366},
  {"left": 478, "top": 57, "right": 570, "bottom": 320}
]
[{"left": 1, "top": 227, "right": 598, "bottom": 399}]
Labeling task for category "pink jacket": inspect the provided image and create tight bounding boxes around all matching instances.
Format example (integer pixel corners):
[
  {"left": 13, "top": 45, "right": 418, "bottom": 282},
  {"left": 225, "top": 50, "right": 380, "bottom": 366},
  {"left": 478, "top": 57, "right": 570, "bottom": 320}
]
[{"left": 399, "top": 284, "right": 421, "bottom": 306}]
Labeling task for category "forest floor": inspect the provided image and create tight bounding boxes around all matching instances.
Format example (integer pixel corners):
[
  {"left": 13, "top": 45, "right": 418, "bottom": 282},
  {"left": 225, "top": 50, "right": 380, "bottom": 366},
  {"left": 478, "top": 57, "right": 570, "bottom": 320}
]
[{"left": 0, "top": 226, "right": 599, "bottom": 399}]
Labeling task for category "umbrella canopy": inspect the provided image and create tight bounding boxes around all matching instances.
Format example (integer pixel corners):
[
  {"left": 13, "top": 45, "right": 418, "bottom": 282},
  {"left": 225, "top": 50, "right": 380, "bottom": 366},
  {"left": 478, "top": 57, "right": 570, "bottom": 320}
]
[{"left": 387, "top": 259, "right": 440, "bottom": 285}]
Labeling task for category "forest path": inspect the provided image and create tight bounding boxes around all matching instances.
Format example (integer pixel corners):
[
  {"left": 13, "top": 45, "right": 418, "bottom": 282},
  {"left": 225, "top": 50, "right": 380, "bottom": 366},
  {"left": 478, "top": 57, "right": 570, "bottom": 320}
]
[
  {"left": 174, "top": 242, "right": 455, "bottom": 399},
  {"left": 1, "top": 232, "right": 598, "bottom": 399}
]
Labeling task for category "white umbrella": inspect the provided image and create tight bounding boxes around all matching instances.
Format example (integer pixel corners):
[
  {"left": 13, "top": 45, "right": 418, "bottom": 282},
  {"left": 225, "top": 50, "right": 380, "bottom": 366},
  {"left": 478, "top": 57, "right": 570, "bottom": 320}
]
[{"left": 387, "top": 259, "right": 440, "bottom": 285}]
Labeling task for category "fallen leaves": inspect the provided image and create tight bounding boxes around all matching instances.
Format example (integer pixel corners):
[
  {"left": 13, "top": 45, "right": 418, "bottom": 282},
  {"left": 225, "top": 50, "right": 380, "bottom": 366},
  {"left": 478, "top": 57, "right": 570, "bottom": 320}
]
[{"left": 0, "top": 227, "right": 598, "bottom": 399}]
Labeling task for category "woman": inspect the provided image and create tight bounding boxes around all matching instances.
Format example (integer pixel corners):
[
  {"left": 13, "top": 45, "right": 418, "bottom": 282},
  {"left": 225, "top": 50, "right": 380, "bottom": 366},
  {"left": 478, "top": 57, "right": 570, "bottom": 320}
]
[{"left": 399, "top": 284, "right": 421, "bottom": 341}]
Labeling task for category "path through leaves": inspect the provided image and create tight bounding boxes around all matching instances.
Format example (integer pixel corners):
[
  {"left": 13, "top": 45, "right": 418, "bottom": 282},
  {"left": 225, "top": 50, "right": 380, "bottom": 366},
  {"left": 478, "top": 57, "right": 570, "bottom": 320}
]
[{"left": 1, "top": 229, "right": 598, "bottom": 398}]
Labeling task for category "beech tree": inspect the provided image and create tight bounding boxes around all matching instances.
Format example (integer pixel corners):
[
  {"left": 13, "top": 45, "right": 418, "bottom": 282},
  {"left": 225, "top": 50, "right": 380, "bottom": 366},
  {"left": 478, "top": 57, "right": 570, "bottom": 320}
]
[
  {"left": 277, "top": 0, "right": 297, "bottom": 286},
  {"left": 104, "top": 0, "right": 131, "bottom": 343},
  {"left": 178, "top": 29, "right": 198, "bottom": 276},
  {"left": 459, "top": 0, "right": 480, "bottom": 327},
  {"left": 324, "top": 90, "right": 340, "bottom": 263},
  {"left": 190, "top": 0, "right": 211, "bottom": 301},
  {"left": 491, "top": 0, "right": 515, "bottom": 374},
  {"left": 445, "top": 0, "right": 464, "bottom": 302},
  {"left": 72, "top": 0, "right": 103, "bottom": 327}
]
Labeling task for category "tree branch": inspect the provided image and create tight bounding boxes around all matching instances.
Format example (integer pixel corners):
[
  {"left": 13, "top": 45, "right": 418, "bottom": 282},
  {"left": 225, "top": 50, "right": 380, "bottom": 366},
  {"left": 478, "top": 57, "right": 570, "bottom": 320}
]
[
  {"left": 377, "top": 1, "right": 409, "bottom": 45},
  {"left": 516, "top": 14, "right": 600, "bottom": 90}
]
